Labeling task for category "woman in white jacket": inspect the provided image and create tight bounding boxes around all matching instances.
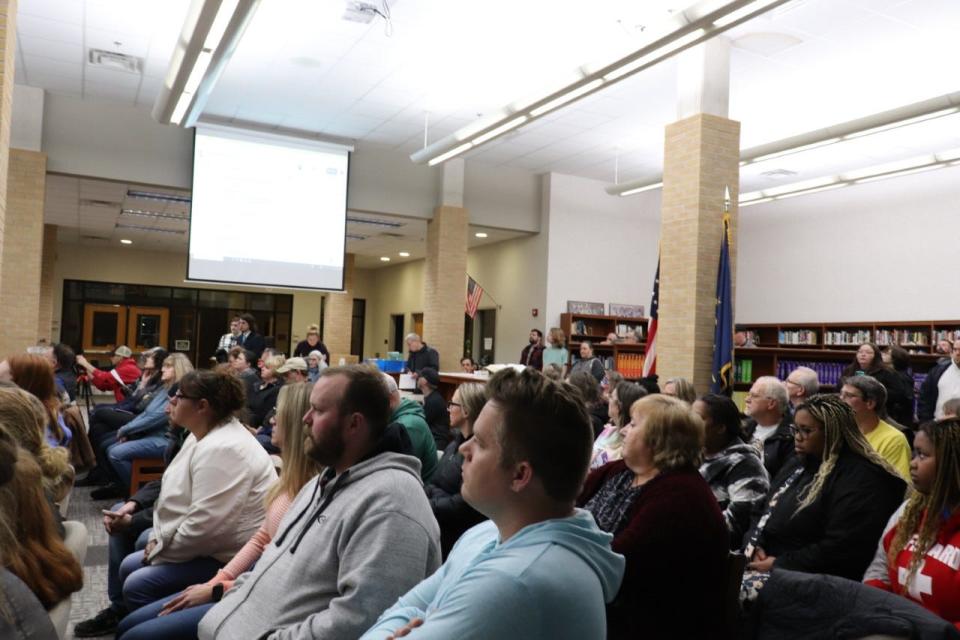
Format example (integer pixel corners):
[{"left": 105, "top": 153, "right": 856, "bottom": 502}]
[{"left": 116, "top": 369, "right": 277, "bottom": 611}]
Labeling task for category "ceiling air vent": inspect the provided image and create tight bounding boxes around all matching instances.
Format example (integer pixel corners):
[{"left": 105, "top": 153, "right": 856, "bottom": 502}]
[
  {"left": 88, "top": 49, "right": 142, "bottom": 74},
  {"left": 79, "top": 234, "right": 110, "bottom": 242},
  {"left": 760, "top": 169, "right": 799, "bottom": 178},
  {"left": 79, "top": 198, "right": 121, "bottom": 208},
  {"left": 342, "top": 1, "right": 380, "bottom": 23}
]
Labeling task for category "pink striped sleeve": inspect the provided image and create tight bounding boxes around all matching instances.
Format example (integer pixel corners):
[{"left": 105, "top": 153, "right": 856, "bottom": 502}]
[{"left": 206, "top": 491, "right": 295, "bottom": 585}]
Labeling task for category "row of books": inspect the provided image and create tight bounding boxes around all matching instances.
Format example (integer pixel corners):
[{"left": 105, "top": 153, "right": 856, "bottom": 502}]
[
  {"left": 824, "top": 330, "right": 873, "bottom": 345},
  {"left": 875, "top": 330, "right": 929, "bottom": 346},
  {"left": 777, "top": 360, "right": 848, "bottom": 387},
  {"left": 614, "top": 353, "right": 646, "bottom": 379},
  {"left": 779, "top": 330, "right": 818, "bottom": 345},
  {"left": 615, "top": 323, "right": 644, "bottom": 339},
  {"left": 934, "top": 329, "right": 960, "bottom": 342},
  {"left": 734, "top": 359, "right": 754, "bottom": 383}
]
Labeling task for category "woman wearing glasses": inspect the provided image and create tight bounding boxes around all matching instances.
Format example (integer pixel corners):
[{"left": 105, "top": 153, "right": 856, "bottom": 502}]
[
  {"left": 424, "top": 382, "right": 488, "bottom": 558},
  {"left": 577, "top": 394, "right": 728, "bottom": 639},
  {"left": 741, "top": 394, "right": 906, "bottom": 601},
  {"left": 115, "top": 369, "right": 277, "bottom": 613}
]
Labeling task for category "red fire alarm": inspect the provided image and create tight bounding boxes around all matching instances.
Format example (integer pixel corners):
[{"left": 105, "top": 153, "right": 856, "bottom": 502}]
[{"left": 532, "top": 308, "right": 539, "bottom": 317}]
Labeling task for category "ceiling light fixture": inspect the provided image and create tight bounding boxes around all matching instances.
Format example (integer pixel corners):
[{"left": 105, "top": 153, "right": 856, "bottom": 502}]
[
  {"left": 608, "top": 90, "right": 960, "bottom": 196},
  {"left": 475, "top": 232, "right": 488, "bottom": 238},
  {"left": 346, "top": 216, "right": 404, "bottom": 228},
  {"left": 380, "top": 256, "right": 391, "bottom": 262},
  {"left": 115, "top": 223, "right": 187, "bottom": 235},
  {"left": 122, "top": 208, "right": 190, "bottom": 221},
  {"left": 346, "top": 233, "right": 368, "bottom": 241},
  {"left": 398, "top": 251, "right": 410, "bottom": 257},
  {"left": 738, "top": 148, "right": 960, "bottom": 206},
  {"left": 126, "top": 190, "right": 192, "bottom": 204},
  {"left": 412, "top": 0, "right": 792, "bottom": 167},
  {"left": 120, "top": 239, "right": 133, "bottom": 245},
  {"left": 154, "top": 0, "right": 262, "bottom": 127}
]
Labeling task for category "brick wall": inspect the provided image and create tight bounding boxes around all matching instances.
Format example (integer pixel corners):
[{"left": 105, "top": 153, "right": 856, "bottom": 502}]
[
  {"left": 0, "top": 0, "right": 18, "bottom": 288},
  {"left": 323, "top": 252, "right": 355, "bottom": 360},
  {"left": 422, "top": 205, "right": 468, "bottom": 371},
  {"left": 0, "top": 149, "right": 47, "bottom": 356},
  {"left": 658, "top": 113, "right": 740, "bottom": 392},
  {"left": 37, "top": 223, "right": 57, "bottom": 341}
]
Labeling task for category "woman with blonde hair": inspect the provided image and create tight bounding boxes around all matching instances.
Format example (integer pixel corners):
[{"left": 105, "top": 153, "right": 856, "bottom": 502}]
[
  {"left": 542, "top": 327, "right": 569, "bottom": 377},
  {"left": 114, "top": 381, "right": 320, "bottom": 639},
  {"left": 425, "top": 382, "right": 488, "bottom": 557},
  {"left": 577, "top": 394, "right": 728, "bottom": 639},
  {"left": 293, "top": 323, "right": 330, "bottom": 364},
  {"left": 0, "top": 386, "right": 73, "bottom": 504},
  {"left": 741, "top": 394, "right": 906, "bottom": 601},
  {"left": 101, "top": 353, "right": 194, "bottom": 497},
  {"left": 0, "top": 354, "right": 71, "bottom": 447},
  {"left": 662, "top": 377, "right": 696, "bottom": 404},
  {"left": 864, "top": 418, "right": 960, "bottom": 626},
  {"left": 0, "top": 447, "right": 83, "bottom": 610}
]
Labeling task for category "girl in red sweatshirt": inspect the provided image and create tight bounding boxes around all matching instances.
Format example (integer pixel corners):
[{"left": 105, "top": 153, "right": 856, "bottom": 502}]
[{"left": 863, "top": 418, "right": 960, "bottom": 628}]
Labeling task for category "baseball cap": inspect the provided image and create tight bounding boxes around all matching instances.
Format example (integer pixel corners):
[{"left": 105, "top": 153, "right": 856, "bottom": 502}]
[
  {"left": 277, "top": 357, "right": 308, "bottom": 374},
  {"left": 114, "top": 346, "right": 133, "bottom": 358}
]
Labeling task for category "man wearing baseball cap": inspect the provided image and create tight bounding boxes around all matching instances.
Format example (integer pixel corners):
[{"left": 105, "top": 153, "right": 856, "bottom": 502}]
[
  {"left": 76, "top": 346, "right": 141, "bottom": 402},
  {"left": 276, "top": 357, "right": 310, "bottom": 383}
]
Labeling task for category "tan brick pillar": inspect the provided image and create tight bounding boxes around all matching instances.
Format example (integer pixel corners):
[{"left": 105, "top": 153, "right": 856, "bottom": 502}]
[
  {"left": 0, "top": 0, "right": 19, "bottom": 289},
  {"left": 37, "top": 224, "right": 57, "bottom": 342},
  {"left": 657, "top": 114, "right": 739, "bottom": 391},
  {"left": 0, "top": 149, "right": 47, "bottom": 355},
  {"left": 422, "top": 205, "right": 468, "bottom": 371},
  {"left": 323, "top": 252, "right": 355, "bottom": 361}
]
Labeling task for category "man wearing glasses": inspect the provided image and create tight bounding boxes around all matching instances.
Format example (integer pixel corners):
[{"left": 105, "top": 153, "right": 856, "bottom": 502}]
[
  {"left": 841, "top": 376, "right": 911, "bottom": 479},
  {"left": 743, "top": 376, "right": 795, "bottom": 479},
  {"left": 783, "top": 366, "right": 819, "bottom": 410}
]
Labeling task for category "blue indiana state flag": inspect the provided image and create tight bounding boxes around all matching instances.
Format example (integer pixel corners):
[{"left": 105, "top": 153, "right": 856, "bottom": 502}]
[{"left": 711, "top": 213, "right": 734, "bottom": 395}]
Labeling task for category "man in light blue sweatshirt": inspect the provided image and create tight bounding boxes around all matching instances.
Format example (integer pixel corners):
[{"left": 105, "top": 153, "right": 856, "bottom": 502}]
[{"left": 362, "top": 367, "right": 625, "bottom": 640}]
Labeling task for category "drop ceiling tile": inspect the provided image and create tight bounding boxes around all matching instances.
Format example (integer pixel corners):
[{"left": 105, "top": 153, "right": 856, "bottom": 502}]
[
  {"left": 23, "top": 54, "right": 82, "bottom": 78},
  {"left": 16, "top": 14, "right": 84, "bottom": 43},
  {"left": 19, "top": 0, "right": 84, "bottom": 23},
  {"left": 24, "top": 71, "right": 82, "bottom": 95},
  {"left": 84, "top": 81, "right": 138, "bottom": 103},
  {"left": 85, "top": 28, "right": 151, "bottom": 58},
  {"left": 20, "top": 37, "right": 83, "bottom": 63},
  {"left": 85, "top": 64, "right": 143, "bottom": 88}
]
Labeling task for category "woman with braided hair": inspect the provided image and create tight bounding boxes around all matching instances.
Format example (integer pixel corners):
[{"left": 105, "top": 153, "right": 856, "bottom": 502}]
[
  {"left": 864, "top": 418, "right": 960, "bottom": 627},
  {"left": 740, "top": 394, "right": 906, "bottom": 600}
]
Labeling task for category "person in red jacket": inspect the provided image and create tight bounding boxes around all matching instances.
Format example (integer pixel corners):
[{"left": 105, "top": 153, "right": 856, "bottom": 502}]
[
  {"left": 577, "top": 393, "right": 728, "bottom": 640},
  {"left": 76, "top": 346, "right": 141, "bottom": 402},
  {"left": 864, "top": 418, "right": 960, "bottom": 628}
]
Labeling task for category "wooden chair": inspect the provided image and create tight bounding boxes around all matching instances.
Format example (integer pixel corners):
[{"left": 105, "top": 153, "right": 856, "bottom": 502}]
[
  {"left": 130, "top": 457, "right": 166, "bottom": 496},
  {"left": 723, "top": 552, "right": 747, "bottom": 639}
]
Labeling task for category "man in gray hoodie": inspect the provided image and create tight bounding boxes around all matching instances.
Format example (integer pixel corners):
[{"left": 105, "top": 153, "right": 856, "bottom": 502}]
[{"left": 198, "top": 365, "right": 441, "bottom": 640}]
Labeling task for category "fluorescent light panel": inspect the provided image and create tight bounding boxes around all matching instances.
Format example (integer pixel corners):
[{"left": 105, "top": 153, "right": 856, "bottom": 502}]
[
  {"left": 346, "top": 216, "right": 404, "bottom": 228},
  {"left": 127, "top": 190, "right": 192, "bottom": 204},
  {"left": 414, "top": 0, "right": 792, "bottom": 166},
  {"left": 122, "top": 208, "right": 189, "bottom": 221},
  {"left": 115, "top": 223, "right": 187, "bottom": 235}
]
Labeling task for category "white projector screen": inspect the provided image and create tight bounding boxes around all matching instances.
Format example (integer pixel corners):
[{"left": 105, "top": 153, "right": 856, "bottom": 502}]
[{"left": 188, "top": 124, "right": 350, "bottom": 290}]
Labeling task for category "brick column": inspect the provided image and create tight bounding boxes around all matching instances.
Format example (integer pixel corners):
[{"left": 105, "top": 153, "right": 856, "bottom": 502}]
[
  {"left": 0, "top": 0, "right": 18, "bottom": 289},
  {"left": 323, "top": 252, "right": 355, "bottom": 362},
  {"left": 422, "top": 205, "right": 468, "bottom": 371},
  {"left": 37, "top": 224, "right": 57, "bottom": 342},
  {"left": 657, "top": 114, "right": 739, "bottom": 391},
  {"left": 0, "top": 149, "right": 47, "bottom": 355}
]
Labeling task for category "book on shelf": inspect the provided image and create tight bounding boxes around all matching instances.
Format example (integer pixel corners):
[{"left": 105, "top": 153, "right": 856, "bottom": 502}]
[
  {"left": 614, "top": 353, "right": 646, "bottom": 379},
  {"left": 876, "top": 329, "right": 929, "bottom": 347},
  {"left": 824, "top": 329, "right": 871, "bottom": 346},
  {"left": 934, "top": 329, "right": 960, "bottom": 343},
  {"left": 734, "top": 359, "right": 753, "bottom": 383},
  {"left": 777, "top": 360, "right": 846, "bottom": 387},
  {"left": 778, "top": 329, "right": 818, "bottom": 346}
]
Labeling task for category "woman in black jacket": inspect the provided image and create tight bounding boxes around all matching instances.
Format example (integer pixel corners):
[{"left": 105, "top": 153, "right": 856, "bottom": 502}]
[
  {"left": 424, "top": 382, "right": 488, "bottom": 558},
  {"left": 842, "top": 342, "right": 913, "bottom": 427},
  {"left": 741, "top": 394, "right": 906, "bottom": 601}
]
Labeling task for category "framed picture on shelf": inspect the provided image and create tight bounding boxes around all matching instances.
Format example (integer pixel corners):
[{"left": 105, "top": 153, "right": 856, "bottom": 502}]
[
  {"left": 566, "top": 300, "right": 606, "bottom": 315},
  {"left": 608, "top": 303, "right": 644, "bottom": 318}
]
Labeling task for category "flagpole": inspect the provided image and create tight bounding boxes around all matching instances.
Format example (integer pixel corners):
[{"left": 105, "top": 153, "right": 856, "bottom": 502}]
[{"left": 466, "top": 274, "right": 502, "bottom": 310}]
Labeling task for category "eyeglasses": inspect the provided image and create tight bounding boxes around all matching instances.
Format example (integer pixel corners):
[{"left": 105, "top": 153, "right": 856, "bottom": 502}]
[
  {"left": 784, "top": 379, "right": 801, "bottom": 388},
  {"left": 447, "top": 401, "right": 461, "bottom": 409},
  {"left": 789, "top": 424, "right": 821, "bottom": 440},
  {"left": 172, "top": 391, "right": 200, "bottom": 402},
  {"left": 839, "top": 390, "right": 863, "bottom": 401}
]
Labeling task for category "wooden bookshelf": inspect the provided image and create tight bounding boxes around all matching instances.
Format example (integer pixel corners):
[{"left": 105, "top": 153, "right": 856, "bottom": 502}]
[
  {"left": 734, "top": 320, "right": 959, "bottom": 388},
  {"left": 560, "top": 312, "right": 649, "bottom": 380}
]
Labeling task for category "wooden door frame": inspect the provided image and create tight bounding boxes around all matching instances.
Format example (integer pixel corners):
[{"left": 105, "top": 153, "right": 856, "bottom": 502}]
[
  {"left": 126, "top": 306, "right": 170, "bottom": 352},
  {"left": 82, "top": 304, "right": 127, "bottom": 356}
]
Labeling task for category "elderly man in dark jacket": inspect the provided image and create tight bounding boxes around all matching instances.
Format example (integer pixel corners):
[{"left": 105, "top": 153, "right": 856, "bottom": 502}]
[{"left": 405, "top": 333, "right": 440, "bottom": 375}]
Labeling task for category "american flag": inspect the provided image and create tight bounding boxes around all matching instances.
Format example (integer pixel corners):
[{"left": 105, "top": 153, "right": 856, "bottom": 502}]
[
  {"left": 641, "top": 258, "right": 660, "bottom": 377},
  {"left": 465, "top": 276, "right": 484, "bottom": 319}
]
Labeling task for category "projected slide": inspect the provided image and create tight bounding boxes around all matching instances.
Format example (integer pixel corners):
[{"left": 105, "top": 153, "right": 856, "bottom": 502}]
[{"left": 189, "top": 124, "right": 349, "bottom": 290}]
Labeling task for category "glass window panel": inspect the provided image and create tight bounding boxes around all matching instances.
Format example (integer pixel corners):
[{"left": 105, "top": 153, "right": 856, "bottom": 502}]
[
  {"left": 92, "top": 311, "right": 119, "bottom": 346},
  {"left": 172, "top": 288, "right": 197, "bottom": 302},
  {"left": 134, "top": 314, "right": 162, "bottom": 348},
  {"left": 248, "top": 293, "right": 273, "bottom": 311},
  {"left": 65, "top": 281, "right": 84, "bottom": 300},
  {"left": 85, "top": 282, "right": 125, "bottom": 302},
  {"left": 275, "top": 296, "right": 292, "bottom": 313}
]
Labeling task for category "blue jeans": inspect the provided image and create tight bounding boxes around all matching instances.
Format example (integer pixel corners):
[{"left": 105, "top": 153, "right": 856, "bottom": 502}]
[
  {"left": 116, "top": 592, "right": 214, "bottom": 640},
  {"left": 118, "top": 551, "right": 222, "bottom": 612},
  {"left": 108, "top": 435, "right": 168, "bottom": 489},
  {"left": 109, "top": 522, "right": 153, "bottom": 610}
]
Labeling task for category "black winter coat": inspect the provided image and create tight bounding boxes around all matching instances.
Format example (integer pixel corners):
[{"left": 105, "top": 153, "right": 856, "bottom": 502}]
[
  {"left": 745, "top": 449, "right": 906, "bottom": 581},
  {"left": 424, "top": 432, "right": 486, "bottom": 558},
  {"left": 918, "top": 360, "right": 952, "bottom": 422},
  {"left": 423, "top": 391, "right": 452, "bottom": 450}
]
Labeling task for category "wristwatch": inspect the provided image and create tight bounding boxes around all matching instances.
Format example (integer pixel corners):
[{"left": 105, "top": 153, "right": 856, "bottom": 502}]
[{"left": 211, "top": 583, "right": 224, "bottom": 602}]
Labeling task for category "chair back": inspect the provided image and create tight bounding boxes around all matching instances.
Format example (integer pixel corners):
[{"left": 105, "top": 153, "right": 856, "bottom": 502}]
[{"left": 130, "top": 457, "right": 166, "bottom": 495}]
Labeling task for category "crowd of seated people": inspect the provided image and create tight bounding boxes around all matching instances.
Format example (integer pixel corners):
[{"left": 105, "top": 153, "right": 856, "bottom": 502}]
[{"left": 4, "top": 329, "right": 956, "bottom": 639}]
